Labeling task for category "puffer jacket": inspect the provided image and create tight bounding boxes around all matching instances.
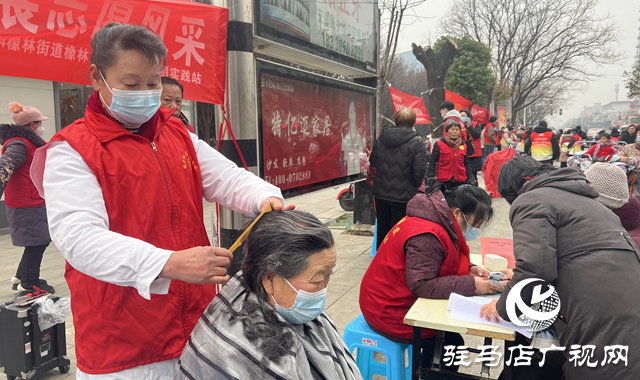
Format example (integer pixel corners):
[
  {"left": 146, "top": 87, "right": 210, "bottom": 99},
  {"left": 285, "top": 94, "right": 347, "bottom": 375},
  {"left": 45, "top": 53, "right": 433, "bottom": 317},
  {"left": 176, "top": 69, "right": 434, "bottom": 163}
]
[
  {"left": 496, "top": 168, "right": 640, "bottom": 380},
  {"left": 370, "top": 126, "right": 427, "bottom": 202},
  {"left": 620, "top": 142, "right": 640, "bottom": 158}
]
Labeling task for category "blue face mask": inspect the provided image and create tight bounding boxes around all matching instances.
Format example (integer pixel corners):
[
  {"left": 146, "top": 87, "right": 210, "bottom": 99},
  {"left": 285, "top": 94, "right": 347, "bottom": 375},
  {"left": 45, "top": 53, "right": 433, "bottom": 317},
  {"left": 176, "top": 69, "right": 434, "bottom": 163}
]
[
  {"left": 99, "top": 71, "right": 162, "bottom": 126},
  {"left": 272, "top": 278, "right": 327, "bottom": 324},
  {"left": 463, "top": 214, "right": 482, "bottom": 241}
]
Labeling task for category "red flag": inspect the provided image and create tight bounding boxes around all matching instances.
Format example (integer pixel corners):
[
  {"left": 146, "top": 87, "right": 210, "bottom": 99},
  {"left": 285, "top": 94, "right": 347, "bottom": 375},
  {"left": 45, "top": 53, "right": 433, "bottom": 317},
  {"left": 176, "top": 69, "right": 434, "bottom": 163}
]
[
  {"left": 0, "top": 0, "right": 228, "bottom": 105},
  {"left": 445, "top": 90, "right": 474, "bottom": 111},
  {"left": 471, "top": 105, "right": 490, "bottom": 124},
  {"left": 389, "top": 87, "right": 431, "bottom": 124}
]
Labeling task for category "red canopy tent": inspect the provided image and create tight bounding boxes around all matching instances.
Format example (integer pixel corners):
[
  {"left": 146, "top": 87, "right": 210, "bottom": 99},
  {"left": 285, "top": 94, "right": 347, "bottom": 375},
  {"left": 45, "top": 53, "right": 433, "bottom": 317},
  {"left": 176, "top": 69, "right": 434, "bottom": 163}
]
[{"left": 0, "top": 0, "right": 228, "bottom": 105}]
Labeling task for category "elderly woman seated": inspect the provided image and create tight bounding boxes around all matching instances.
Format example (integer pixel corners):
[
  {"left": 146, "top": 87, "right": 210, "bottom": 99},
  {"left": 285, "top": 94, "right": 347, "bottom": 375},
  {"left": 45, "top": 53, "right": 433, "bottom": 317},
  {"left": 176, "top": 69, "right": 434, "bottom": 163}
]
[{"left": 175, "top": 210, "right": 363, "bottom": 380}]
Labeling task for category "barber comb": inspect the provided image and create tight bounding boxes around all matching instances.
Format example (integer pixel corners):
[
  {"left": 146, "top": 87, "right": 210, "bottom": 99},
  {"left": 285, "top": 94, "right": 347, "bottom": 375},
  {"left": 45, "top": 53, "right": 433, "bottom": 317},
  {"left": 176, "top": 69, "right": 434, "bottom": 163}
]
[{"left": 228, "top": 202, "right": 274, "bottom": 253}]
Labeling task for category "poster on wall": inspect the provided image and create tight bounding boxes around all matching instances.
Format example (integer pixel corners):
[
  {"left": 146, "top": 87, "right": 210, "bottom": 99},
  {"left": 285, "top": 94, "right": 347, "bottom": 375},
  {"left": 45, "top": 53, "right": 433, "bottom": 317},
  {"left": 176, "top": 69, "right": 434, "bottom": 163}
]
[
  {"left": 256, "top": 0, "right": 377, "bottom": 74},
  {"left": 258, "top": 64, "right": 374, "bottom": 192}
]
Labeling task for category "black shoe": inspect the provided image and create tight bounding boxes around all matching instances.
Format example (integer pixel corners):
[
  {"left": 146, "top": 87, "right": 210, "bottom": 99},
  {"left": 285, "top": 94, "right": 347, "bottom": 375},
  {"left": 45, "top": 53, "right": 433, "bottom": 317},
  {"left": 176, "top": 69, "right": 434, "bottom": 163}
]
[
  {"left": 11, "top": 276, "right": 20, "bottom": 291},
  {"left": 19, "top": 279, "right": 55, "bottom": 294}
]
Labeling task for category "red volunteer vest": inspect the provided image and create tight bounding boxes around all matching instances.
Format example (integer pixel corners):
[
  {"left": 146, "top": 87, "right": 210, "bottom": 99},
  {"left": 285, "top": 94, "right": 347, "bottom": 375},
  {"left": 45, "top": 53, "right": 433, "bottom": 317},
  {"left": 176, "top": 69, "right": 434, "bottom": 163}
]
[
  {"left": 2, "top": 137, "right": 45, "bottom": 208},
  {"left": 360, "top": 214, "right": 471, "bottom": 340},
  {"left": 469, "top": 121, "right": 482, "bottom": 158},
  {"left": 483, "top": 123, "right": 499, "bottom": 144},
  {"left": 44, "top": 107, "right": 214, "bottom": 373},
  {"left": 611, "top": 136, "right": 621, "bottom": 142},
  {"left": 530, "top": 131, "right": 554, "bottom": 161},
  {"left": 436, "top": 139, "right": 467, "bottom": 183}
]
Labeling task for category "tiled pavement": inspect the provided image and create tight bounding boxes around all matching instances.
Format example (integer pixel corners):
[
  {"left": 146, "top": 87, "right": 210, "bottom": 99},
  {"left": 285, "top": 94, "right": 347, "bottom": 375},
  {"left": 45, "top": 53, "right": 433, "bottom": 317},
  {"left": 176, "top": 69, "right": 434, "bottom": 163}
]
[{"left": 0, "top": 180, "right": 512, "bottom": 379}]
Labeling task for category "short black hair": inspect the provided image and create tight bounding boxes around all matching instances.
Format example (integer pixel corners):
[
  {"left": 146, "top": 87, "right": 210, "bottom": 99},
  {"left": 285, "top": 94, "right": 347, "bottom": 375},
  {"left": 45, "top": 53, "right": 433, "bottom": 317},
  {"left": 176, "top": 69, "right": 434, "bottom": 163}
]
[
  {"left": 575, "top": 126, "right": 582, "bottom": 130},
  {"left": 460, "top": 109, "right": 473, "bottom": 120},
  {"left": 161, "top": 77, "right": 184, "bottom": 96},
  {"left": 439, "top": 101, "right": 455, "bottom": 112},
  {"left": 601, "top": 133, "right": 611, "bottom": 140},
  {"left": 444, "top": 185, "right": 493, "bottom": 227},
  {"left": 489, "top": 116, "right": 497, "bottom": 123},
  {"left": 538, "top": 120, "right": 548, "bottom": 128},
  {"left": 91, "top": 23, "right": 167, "bottom": 73}
]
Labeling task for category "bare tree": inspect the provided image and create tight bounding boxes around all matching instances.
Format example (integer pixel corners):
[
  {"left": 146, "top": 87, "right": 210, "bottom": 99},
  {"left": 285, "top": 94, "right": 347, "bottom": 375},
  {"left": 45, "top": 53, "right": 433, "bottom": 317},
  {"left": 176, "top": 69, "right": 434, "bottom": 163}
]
[
  {"left": 411, "top": 38, "right": 458, "bottom": 137},
  {"left": 376, "top": 0, "right": 427, "bottom": 135},
  {"left": 441, "top": 0, "right": 621, "bottom": 121}
]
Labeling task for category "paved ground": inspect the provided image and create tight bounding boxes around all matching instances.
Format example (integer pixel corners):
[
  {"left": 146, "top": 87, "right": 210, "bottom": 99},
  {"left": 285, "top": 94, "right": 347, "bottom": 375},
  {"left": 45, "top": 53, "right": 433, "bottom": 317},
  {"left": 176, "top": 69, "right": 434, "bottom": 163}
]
[{"left": 0, "top": 179, "right": 513, "bottom": 379}]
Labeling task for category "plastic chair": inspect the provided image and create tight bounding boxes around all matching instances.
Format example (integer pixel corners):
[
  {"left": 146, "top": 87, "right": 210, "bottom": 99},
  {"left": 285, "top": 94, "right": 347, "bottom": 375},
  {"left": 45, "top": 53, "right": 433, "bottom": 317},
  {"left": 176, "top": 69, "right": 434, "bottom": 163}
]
[
  {"left": 370, "top": 219, "right": 378, "bottom": 257},
  {"left": 343, "top": 314, "right": 412, "bottom": 380}
]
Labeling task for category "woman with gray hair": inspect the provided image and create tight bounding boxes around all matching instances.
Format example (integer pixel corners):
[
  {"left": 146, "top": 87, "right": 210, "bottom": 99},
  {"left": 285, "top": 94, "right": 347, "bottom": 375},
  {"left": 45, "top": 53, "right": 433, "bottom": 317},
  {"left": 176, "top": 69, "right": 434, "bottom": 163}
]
[{"left": 176, "top": 210, "right": 363, "bottom": 380}]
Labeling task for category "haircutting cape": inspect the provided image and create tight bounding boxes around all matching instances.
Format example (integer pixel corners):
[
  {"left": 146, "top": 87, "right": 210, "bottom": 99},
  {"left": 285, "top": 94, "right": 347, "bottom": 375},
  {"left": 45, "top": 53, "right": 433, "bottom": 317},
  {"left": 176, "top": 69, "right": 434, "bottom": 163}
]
[
  {"left": 482, "top": 148, "right": 516, "bottom": 198},
  {"left": 175, "top": 273, "right": 363, "bottom": 380}
]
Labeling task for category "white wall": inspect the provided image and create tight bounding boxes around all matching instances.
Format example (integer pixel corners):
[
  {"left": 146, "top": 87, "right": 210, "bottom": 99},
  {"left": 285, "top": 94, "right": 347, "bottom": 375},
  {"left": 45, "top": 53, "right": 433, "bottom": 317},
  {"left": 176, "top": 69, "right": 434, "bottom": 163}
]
[{"left": 0, "top": 76, "right": 56, "bottom": 141}]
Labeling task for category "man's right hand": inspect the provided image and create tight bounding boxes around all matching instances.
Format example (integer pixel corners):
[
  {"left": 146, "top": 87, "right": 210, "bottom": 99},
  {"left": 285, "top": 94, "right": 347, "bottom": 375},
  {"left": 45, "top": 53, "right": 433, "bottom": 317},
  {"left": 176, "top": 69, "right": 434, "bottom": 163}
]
[{"left": 159, "top": 246, "right": 233, "bottom": 284}]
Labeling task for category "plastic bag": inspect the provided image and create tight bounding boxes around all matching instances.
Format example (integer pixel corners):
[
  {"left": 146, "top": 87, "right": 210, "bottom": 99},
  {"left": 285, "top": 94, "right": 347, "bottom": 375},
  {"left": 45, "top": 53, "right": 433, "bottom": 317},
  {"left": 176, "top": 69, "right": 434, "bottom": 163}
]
[{"left": 35, "top": 297, "right": 71, "bottom": 331}]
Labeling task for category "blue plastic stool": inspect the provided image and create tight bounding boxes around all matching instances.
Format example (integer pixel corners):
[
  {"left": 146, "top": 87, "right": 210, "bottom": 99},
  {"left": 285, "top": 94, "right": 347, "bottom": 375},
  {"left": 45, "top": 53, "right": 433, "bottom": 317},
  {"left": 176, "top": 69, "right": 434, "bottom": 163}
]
[
  {"left": 343, "top": 314, "right": 412, "bottom": 380},
  {"left": 370, "top": 219, "right": 378, "bottom": 257}
]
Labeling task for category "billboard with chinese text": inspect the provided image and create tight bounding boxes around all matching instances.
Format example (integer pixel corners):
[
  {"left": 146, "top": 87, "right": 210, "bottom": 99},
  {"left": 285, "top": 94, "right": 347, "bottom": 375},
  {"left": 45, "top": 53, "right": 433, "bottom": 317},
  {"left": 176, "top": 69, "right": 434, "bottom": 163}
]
[
  {"left": 0, "top": 0, "right": 227, "bottom": 105},
  {"left": 258, "top": 62, "right": 374, "bottom": 194},
  {"left": 256, "top": 0, "right": 377, "bottom": 74}
]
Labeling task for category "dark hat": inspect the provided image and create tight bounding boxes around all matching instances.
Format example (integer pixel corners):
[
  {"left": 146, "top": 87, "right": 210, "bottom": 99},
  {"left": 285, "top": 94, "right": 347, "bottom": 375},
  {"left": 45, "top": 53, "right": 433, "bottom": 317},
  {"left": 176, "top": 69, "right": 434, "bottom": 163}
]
[
  {"left": 538, "top": 120, "right": 548, "bottom": 128},
  {"left": 498, "top": 156, "right": 542, "bottom": 204}
]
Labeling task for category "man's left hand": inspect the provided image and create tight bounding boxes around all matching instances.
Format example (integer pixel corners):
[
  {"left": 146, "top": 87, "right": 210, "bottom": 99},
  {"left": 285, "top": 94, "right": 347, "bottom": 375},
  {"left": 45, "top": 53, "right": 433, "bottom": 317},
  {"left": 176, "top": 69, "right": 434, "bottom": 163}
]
[
  {"left": 469, "top": 265, "right": 490, "bottom": 279},
  {"left": 260, "top": 197, "right": 295, "bottom": 212},
  {"left": 479, "top": 299, "right": 501, "bottom": 323}
]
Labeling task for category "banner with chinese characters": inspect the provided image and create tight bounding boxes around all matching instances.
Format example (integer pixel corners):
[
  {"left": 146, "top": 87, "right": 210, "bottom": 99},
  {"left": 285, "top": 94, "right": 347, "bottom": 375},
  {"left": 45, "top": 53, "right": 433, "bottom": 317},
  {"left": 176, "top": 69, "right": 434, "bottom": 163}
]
[
  {"left": 388, "top": 86, "right": 430, "bottom": 124},
  {"left": 0, "top": 0, "right": 228, "bottom": 105},
  {"left": 260, "top": 72, "right": 374, "bottom": 191},
  {"left": 257, "top": 0, "right": 377, "bottom": 72},
  {"left": 471, "top": 105, "right": 490, "bottom": 124}
]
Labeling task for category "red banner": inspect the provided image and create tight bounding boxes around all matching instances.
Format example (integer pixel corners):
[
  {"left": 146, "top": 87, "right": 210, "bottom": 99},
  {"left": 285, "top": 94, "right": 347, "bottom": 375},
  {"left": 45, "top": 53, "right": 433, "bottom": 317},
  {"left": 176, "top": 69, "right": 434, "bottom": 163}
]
[
  {"left": 471, "top": 105, "right": 490, "bottom": 124},
  {"left": 261, "top": 72, "right": 374, "bottom": 190},
  {"left": 389, "top": 86, "right": 431, "bottom": 124},
  {"left": 0, "top": 0, "right": 228, "bottom": 105},
  {"left": 445, "top": 89, "right": 474, "bottom": 112}
]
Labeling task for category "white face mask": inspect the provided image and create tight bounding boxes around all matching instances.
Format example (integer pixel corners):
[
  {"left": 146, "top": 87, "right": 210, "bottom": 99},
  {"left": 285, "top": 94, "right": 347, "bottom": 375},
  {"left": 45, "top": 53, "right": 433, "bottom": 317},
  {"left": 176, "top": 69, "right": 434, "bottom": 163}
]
[
  {"left": 36, "top": 125, "right": 45, "bottom": 137},
  {"left": 99, "top": 71, "right": 162, "bottom": 126}
]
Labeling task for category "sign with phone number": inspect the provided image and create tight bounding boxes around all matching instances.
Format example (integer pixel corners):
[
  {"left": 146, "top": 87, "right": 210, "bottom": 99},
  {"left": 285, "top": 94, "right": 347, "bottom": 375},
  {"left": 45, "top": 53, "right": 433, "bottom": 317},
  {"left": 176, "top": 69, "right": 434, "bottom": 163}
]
[{"left": 321, "top": 32, "right": 364, "bottom": 61}]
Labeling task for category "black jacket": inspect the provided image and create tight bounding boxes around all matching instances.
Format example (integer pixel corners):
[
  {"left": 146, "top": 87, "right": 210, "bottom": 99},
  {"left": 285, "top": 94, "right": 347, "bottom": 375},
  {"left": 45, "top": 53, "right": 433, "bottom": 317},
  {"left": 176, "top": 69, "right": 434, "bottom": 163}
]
[
  {"left": 620, "top": 130, "right": 637, "bottom": 144},
  {"left": 524, "top": 126, "right": 559, "bottom": 160},
  {"left": 370, "top": 126, "right": 427, "bottom": 202},
  {"left": 426, "top": 139, "right": 474, "bottom": 183}
]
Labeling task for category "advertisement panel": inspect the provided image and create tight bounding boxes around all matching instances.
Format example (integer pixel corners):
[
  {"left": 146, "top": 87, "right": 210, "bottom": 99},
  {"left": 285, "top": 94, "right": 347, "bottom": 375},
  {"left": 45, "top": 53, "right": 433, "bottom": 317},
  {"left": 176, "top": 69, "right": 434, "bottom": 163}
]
[
  {"left": 0, "top": 0, "right": 228, "bottom": 104},
  {"left": 258, "top": 62, "right": 374, "bottom": 193},
  {"left": 256, "top": 0, "right": 377, "bottom": 74}
]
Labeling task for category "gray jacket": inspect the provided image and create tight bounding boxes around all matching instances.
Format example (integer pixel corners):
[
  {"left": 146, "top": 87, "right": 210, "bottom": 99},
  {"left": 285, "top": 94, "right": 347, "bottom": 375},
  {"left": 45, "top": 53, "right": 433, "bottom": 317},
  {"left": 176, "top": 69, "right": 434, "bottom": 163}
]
[{"left": 496, "top": 168, "right": 640, "bottom": 379}]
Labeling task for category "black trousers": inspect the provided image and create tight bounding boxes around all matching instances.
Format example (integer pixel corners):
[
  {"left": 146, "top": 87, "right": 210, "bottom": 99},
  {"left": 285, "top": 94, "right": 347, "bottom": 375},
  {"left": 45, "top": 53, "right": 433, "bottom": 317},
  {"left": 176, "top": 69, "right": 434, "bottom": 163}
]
[
  {"left": 498, "top": 333, "right": 564, "bottom": 380},
  {"left": 560, "top": 162, "right": 568, "bottom": 168},
  {"left": 375, "top": 198, "right": 408, "bottom": 249},
  {"left": 15, "top": 243, "right": 49, "bottom": 286}
]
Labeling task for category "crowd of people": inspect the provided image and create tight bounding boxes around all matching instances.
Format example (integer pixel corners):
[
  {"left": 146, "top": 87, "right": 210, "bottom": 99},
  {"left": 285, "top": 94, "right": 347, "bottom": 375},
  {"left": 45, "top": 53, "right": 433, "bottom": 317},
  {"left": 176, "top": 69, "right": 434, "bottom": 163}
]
[{"left": 1, "top": 21, "right": 639, "bottom": 380}]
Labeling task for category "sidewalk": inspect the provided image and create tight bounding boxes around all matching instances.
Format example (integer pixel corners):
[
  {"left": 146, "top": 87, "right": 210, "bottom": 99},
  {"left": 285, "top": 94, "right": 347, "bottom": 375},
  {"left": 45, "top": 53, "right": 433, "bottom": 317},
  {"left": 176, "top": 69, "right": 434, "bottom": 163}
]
[{"left": 0, "top": 180, "right": 511, "bottom": 379}]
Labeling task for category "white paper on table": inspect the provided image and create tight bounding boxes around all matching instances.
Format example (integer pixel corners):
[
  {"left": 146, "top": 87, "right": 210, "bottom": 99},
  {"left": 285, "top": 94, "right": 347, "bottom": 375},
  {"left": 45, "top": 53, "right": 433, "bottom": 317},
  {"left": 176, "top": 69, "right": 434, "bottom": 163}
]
[{"left": 446, "top": 293, "right": 532, "bottom": 338}]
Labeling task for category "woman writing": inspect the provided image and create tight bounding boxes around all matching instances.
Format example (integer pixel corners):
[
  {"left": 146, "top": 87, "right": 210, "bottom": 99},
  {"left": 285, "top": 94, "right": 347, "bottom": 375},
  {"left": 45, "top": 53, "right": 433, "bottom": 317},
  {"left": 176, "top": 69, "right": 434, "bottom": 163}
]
[
  {"left": 31, "top": 23, "right": 287, "bottom": 378},
  {"left": 370, "top": 108, "right": 427, "bottom": 249},
  {"left": 177, "top": 211, "right": 362, "bottom": 379},
  {"left": 427, "top": 119, "right": 476, "bottom": 190},
  {"left": 360, "top": 185, "right": 499, "bottom": 372}
]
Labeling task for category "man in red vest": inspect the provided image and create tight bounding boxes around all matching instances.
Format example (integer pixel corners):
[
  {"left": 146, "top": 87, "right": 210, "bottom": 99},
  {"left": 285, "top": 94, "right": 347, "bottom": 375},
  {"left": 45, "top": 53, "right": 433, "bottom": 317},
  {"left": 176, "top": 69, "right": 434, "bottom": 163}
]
[
  {"left": 460, "top": 109, "right": 483, "bottom": 182},
  {"left": 483, "top": 116, "right": 499, "bottom": 159},
  {"left": 524, "top": 120, "right": 559, "bottom": 165},
  {"left": 1, "top": 102, "right": 54, "bottom": 294}
]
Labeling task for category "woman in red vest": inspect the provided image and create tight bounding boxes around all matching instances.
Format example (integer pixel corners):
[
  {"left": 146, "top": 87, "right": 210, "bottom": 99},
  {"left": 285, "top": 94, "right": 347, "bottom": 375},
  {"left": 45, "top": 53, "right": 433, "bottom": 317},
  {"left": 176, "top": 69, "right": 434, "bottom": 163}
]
[
  {"left": 30, "top": 23, "right": 287, "bottom": 378},
  {"left": 0, "top": 103, "right": 54, "bottom": 294},
  {"left": 426, "top": 119, "right": 476, "bottom": 190},
  {"left": 360, "top": 185, "right": 498, "bottom": 371}
]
